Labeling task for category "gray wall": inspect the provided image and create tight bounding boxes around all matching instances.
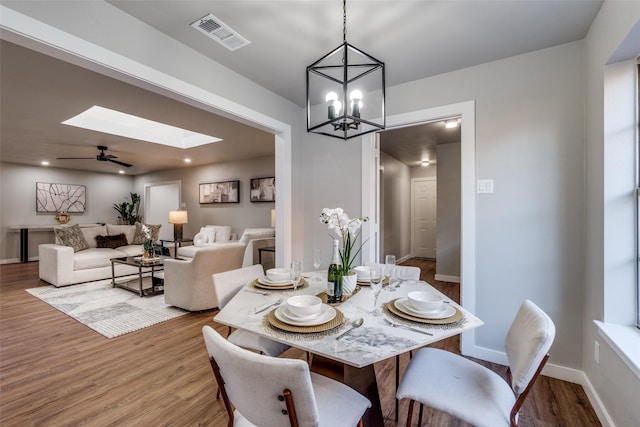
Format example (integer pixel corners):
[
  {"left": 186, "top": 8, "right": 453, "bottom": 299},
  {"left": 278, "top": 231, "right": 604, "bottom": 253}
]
[
  {"left": 380, "top": 151, "right": 412, "bottom": 262},
  {"left": 0, "top": 162, "right": 134, "bottom": 262},
  {"left": 133, "top": 155, "right": 275, "bottom": 239},
  {"left": 435, "top": 143, "right": 461, "bottom": 279},
  {"left": 0, "top": 155, "right": 275, "bottom": 263}
]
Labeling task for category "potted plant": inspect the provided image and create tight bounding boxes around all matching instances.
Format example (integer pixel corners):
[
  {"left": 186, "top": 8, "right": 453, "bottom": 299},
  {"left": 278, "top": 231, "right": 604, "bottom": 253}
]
[
  {"left": 113, "top": 192, "right": 141, "bottom": 225},
  {"left": 319, "top": 208, "right": 368, "bottom": 295}
]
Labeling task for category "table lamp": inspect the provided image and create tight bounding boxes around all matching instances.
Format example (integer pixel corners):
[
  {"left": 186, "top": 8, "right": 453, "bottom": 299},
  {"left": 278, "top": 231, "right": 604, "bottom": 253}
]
[{"left": 168, "top": 210, "right": 188, "bottom": 241}]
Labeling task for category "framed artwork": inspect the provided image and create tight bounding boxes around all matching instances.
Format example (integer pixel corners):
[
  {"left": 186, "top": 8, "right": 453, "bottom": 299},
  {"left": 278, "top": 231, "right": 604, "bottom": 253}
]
[
  {"left": 36, "top": 182, "right": 86, "bottom": 213},
  {"left": 199, "top": 180, "right": 240, "bottom": 204},
  {"left": 250, "top": 177, "right": 275, "bottom": 202}
]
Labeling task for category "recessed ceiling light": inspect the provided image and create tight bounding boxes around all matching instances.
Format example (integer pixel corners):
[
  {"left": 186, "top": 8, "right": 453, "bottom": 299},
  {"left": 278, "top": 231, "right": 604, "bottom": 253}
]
[
  {"left": 41, "top": 161, "right": 49, "bottom": 166},
  {"left": 184, "top": 158, "right": 192, "bottom": 163},
  {"left": 421, "top": 160, "right": 430, "bottom": 166},
  {"left": 445, "top": 120, "right": 458, "bottom": 129},
  {"left": 118, "top": 170, "right": 125, "bottom": 174},
  {"left": 62, "top": 106, "right": 222, "bottom": 148}
]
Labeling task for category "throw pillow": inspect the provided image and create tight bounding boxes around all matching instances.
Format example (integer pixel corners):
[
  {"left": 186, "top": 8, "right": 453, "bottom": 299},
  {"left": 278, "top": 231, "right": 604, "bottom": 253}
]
[
  {"left": 132, "top": 222, "right": 161, "bottom": 244},
  {"left": 54, "top": 224, "right": 89, "bottom": 252},
  {"left": 95, "top": 233, "right": 128, "bottom": 249},
  {"left": 200, "top": 227, "right": 216, "bottom": 243},
  {"left": 193, "top": 232, "right": 208, "bottom": 246}
]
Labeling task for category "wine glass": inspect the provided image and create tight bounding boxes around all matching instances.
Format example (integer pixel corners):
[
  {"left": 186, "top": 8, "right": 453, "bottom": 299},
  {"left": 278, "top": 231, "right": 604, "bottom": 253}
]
[
  {"left": 313, "top": 248, "right": 322, "bottom": 282},
  {"left": 369, "top": 266, "right": 383, "bottom": 316},
  {"left": 290, "top": 261, "right": 301, "bottom": 292},
  {"left": 385, "top": 254, "right": 397, "bottom": 291}
]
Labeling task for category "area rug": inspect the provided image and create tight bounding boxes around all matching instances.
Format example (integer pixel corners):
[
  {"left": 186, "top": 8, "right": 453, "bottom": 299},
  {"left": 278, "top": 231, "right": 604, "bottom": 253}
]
[{"left": 26, "top": 279, "right": 187, "bottom": 338}]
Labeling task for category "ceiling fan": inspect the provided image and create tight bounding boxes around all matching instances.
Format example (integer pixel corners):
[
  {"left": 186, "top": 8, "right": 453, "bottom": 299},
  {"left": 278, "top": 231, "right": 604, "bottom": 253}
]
[{"left": 57, "top": 145, "right": 133, "bottom": 167}]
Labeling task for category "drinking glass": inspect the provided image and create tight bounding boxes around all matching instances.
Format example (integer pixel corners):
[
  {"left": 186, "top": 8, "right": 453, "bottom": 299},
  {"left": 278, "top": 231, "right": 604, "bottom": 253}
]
[
  {"left": 369, "top": 266, "right": 383, "bottom": 316},
  {"left": 290, "top": 261, "right": 301, "bottom": 292},
  {"left": 313, "top": 248, "right": 322, "bottom": 282},
  {"left": 385, "top": 254, "right": 397, "bottom": 291}
]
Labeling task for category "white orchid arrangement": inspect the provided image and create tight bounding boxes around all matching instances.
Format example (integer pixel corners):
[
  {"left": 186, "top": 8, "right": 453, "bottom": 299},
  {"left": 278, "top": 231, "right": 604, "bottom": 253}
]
[
  {"left": 142, "top": 224, "right": 153, "bottom": 251},
  {"left": 319, "top": 208, "right": 368, "bottom": 274}
]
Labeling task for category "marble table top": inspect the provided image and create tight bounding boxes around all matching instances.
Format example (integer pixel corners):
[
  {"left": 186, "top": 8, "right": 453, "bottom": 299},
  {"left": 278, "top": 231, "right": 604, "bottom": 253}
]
[{"left": 214, "top": 273, "right": 483, "bottom": 368}]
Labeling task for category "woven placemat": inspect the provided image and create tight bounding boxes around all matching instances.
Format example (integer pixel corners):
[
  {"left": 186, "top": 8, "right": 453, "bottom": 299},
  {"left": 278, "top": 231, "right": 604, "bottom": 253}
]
[
  {"left": 357, "top": 277, "right": 389, "bottom": 286},
  {"left": 387, "top": 298, "right": 463, "bottom": 324},
  {"left": 315, "top": 286, "right": 361, "bottom": 305},
  {"left": 251, "top": 278, "right": 308, "bottom": 291},
  {"left": 266, "top": 306, "right": 344, "bottom": 333}
]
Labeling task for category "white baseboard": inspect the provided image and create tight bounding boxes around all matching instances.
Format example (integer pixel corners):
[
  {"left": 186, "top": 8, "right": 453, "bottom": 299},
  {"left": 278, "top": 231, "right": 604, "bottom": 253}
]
[
  {"left": 397, "top": 254, "right": 413, "bottom": 264},
  {"left": 464, "top": 344, "right": 614, "bottom": 427},
  {"left": 434, "top": 274, "right": 461, "bottom": 283}
]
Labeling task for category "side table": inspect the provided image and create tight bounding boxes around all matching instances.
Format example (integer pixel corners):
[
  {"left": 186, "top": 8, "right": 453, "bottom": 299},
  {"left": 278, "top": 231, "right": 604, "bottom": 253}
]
[
  {"left": 257, "top": 245, "right": 276, "bottom": 266},
  {"left": 160, "top": 238, "right": 193, "bottom": 258}
]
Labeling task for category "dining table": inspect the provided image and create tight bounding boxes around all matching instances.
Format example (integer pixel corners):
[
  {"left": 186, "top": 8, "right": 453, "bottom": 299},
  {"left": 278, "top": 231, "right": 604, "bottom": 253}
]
[{"left": 214, "top": 271, "right": 483, "bottom": 427}]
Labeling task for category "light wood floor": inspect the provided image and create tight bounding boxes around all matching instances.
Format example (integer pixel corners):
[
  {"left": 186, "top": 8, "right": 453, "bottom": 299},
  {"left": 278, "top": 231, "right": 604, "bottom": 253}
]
[{"left": 0, "top": 260, "right": 600, "bottom": 426}]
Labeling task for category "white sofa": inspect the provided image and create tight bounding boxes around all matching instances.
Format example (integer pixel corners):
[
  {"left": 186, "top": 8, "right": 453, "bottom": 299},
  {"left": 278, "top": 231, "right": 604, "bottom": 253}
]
[
  {"left": 177, "top": 226, "right": 275, "bottom": 268},
  {"left": 38, "top": 223, "right": 156, "bottom": 287}
]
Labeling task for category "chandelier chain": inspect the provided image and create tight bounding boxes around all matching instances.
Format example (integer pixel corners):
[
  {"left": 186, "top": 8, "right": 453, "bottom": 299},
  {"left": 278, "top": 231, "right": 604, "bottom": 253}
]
[{"left": 343, "top": 0, "right": 347, "bottom": 43}]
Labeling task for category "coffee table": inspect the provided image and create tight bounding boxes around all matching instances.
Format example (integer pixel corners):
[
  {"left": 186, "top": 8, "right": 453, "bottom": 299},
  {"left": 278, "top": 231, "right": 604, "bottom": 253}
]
[{"left": 111, "top": 256, "right": 166, "bottom": 297}]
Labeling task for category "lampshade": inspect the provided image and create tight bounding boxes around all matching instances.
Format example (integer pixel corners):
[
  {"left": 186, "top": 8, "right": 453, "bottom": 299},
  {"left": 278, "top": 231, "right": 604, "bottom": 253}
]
[
  {"left": 306, "top": 0, "right": 385, "bottom": 140},
  {"left": 168, "top": 210, "right": 188, "bottom": 224}
]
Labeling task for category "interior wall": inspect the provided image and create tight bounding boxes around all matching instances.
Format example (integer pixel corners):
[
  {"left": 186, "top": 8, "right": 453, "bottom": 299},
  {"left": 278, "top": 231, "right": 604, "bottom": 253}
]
[
  {"left": 435, "top": 143, "right": 461, "bottom": 279},
  {"left": 133, "top": 155, "right": 275, "bottom": 240},
  {"left": 380, "top": 151, "right": 412, "bottom": 261},
  {"left": 0, "top": 162, "right": 134, "bottom": 262},
  {"left": 583, "top": 2, "right": 640, "bottom": 425},
  {"left": 380, "top": 41, "right": 585, "bottom": 368}
]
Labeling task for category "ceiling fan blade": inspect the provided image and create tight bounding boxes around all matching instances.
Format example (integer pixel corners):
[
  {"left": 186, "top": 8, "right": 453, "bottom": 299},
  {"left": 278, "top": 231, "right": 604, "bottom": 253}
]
[
  {"left": 57, "top": 157, "right": 94, "bottom": 160},
  {"left": 104, "top": 154, "right": 118, "bottom": 159},
  {"left": 107, "top": 158, "right": 133, "bottom": 167}
]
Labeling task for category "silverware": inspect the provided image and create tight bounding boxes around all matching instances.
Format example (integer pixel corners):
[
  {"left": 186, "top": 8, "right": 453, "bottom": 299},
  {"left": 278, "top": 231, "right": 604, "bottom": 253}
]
[
  {"left": 244, "top": 289, "right": 270, "bottom": 296},
  {"left": 254, "top": 298, "right": 283, "bottom": 314},
  {"left": 335, "top": 317, "right": 364, "bottom": 340},
  {"left": 384, "top": 318, "right": 433, "bottom": 336}
]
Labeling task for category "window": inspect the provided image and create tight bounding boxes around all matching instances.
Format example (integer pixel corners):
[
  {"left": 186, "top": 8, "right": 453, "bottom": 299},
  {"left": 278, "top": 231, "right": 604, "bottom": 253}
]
[{"left": 636, "top": 61, "right": 640, "bottom": 329}]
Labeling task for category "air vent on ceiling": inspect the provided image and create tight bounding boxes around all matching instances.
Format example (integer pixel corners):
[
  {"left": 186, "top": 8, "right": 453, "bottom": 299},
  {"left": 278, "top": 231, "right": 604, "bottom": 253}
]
[{"left": 190, "top": 13, "right": 250, "bottom": 51}]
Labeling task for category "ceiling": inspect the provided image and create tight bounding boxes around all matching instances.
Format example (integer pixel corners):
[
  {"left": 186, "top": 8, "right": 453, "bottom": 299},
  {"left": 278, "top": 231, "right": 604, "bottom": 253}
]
[{"left": 0, "top": 0, "right": 603, "bottom": 174}]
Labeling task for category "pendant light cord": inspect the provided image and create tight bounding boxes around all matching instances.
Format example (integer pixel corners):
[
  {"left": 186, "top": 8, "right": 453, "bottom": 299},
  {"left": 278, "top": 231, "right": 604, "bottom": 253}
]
[{"left": 343, "top": 0, "right": 347, "bottom": 43}]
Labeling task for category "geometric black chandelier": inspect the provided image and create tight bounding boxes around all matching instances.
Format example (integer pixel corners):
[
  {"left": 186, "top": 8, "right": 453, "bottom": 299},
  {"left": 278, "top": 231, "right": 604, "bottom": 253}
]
[{"left": 306, "top": 0, "right": 385, "bottom": 140}]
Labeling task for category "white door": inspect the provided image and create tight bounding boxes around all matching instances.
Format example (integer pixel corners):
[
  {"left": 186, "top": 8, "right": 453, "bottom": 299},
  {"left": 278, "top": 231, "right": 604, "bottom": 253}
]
[
  {"left": 144, "top": 181, "right": 181, "bottom": 241},
  {"left": 412, "top": 178, "right": 437, "bottom": 258}
]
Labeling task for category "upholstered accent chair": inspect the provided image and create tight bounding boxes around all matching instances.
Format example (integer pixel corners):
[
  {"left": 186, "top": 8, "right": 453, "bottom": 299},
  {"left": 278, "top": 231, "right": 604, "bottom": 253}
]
[
  {"left": 163, "top": 243, "right": 245, "bottom": 311},
  {"left": 396, "top": 299, "right": 556, "bottom": 427},
  {"left": 202, "top": 325, "right": 371, "bottom": 427}
]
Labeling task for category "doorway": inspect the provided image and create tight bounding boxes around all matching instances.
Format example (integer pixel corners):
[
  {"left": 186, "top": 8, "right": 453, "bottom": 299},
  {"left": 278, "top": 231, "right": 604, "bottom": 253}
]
[
  {"left": 411, "top": 177, "right": 437, "bottom": 259},
  {"left": 361, "top": 100, "right": 477, "bottom": 354},
  {"left": 144, "top": 181, "right": 181, "bottom": 241}
]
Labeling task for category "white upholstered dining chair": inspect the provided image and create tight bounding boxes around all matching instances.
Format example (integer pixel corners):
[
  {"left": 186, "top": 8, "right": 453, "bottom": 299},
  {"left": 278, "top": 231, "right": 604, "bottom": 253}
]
[
  {"left": 396, "top": 299, "right": 556, "bottom": 427},
  {"left": 212, "top": 264, "right": 289, "bottom": 357},
  {"left": 202, "top": 325, "right": 371, "bottom": 427}
]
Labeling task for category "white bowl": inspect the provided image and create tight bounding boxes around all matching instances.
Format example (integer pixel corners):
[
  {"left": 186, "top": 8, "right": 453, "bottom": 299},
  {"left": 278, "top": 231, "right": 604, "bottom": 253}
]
[
  {"left": 407, "top": 291, "right": 443, "bottom": 313},
  {"left": 353, "top": 265, "right": 371, "bottom": 280},
  {"left": 286, "top": 295, "right": 323, "bottom": 318},
  {"left": 266, "top": 268, "right": 291, "bottom": 282}
]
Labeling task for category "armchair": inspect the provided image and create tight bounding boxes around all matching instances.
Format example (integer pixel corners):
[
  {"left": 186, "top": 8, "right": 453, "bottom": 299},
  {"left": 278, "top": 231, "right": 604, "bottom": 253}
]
[{"left": 163, "top": 243, "right": 245, "bottom": 311}]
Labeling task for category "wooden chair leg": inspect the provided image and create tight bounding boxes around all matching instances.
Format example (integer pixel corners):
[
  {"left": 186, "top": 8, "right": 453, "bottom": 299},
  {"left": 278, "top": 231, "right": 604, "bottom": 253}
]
[
  {"left": 405, "top": 399, "right": 415, "bottom": 427},
  {"left": 357, "top": 420, "right": 364, "bottom": 427},
  {"left": 395, "top": 354, "right": 400, "bottom": 421},
  {"left": 418, "top": 402, "right": 424, "bottom": 425}
]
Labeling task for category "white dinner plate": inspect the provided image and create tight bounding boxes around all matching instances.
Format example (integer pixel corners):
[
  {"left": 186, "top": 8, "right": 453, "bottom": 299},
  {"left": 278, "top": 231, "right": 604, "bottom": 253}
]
[
  {"left": 258, "top": 277, "right": 294, "bottom": 286},
  {"left": 275, "top": 304, "right": 336, "bottom": 326},
  {"left": 394, "top": 298, "right": 455, "bottom": 319}
]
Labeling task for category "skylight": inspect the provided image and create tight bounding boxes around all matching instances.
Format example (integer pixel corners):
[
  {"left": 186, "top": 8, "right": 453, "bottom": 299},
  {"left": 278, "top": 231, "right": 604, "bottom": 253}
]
[{"left": 62, "top": 106, "right": 222, "bottom": 148}]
